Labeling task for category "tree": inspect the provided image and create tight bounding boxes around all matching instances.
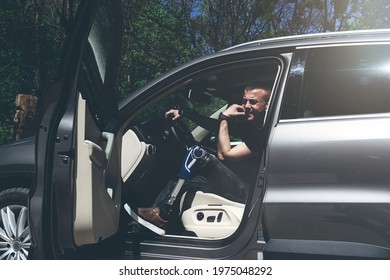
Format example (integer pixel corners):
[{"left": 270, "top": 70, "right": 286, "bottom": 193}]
[
  {"left": 260, "top": 0, "right": 365, "bottom": 35},
  {"left": 354, "top": 0, "right": 390, "bottom": 29},
  {"left": 0, "top": 0, "right": 36, "bottom": 143},
  {"left": 1, "top": 0, "right": 390, "bottom": 144},
  {"left": 194, "top": 0, "right": 278, "bottom": 52},
  {"left": 118, "top": 0, "right": 201, "bottom": 97},
  {"left": 0, "top": 0, "right": 78, "bottom": 143}
]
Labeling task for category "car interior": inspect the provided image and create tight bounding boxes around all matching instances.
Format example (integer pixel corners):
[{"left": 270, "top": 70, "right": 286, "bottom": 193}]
[
  {"left": 76, "top": 42, "right": 282, "bottom": 240},
  {"left": 117, "top": 60, "right": 281, "bottom": 239}
]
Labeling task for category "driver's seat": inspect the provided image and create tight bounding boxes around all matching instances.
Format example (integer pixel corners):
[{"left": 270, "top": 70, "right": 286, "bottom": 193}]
[{"left": 179, "top": 191, "right": 244, "bottom": 239}]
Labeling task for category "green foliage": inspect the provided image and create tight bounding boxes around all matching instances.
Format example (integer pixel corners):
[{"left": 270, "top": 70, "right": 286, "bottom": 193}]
[
  {"left": 353, "top": 0, "right": 390, "bottom": 29},
  {"left": 118, "top": 0, "right": 202, "bottom": 97},
  {"left": 0, "top": 0, "right": 35, "bottom": 143},
  {"left": 0, "top": 0, "right": 67, "bottom": 144}
]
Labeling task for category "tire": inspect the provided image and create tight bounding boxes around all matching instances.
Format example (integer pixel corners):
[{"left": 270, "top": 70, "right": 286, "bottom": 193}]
[{"left": 0, "top": 188, "right": 30, "bottom": 260}]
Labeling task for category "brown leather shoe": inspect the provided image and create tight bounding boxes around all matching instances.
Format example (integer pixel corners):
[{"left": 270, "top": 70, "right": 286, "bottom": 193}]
[{"left": 138, "top": 207, "right": 167, "bottom": 228}]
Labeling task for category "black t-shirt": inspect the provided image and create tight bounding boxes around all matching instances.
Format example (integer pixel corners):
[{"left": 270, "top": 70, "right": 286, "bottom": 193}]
[
  {"left": 225, "top": 119, "right": 264, "bottom": 187},
  {"left": 186, "top": 107, "right": 265, "bottom": 154},
  {"left": 244, "top": 126, "right": 264, "bottom": 152},
  {"left": 239, "top": 111, "right": 266, "bottom": 154}
]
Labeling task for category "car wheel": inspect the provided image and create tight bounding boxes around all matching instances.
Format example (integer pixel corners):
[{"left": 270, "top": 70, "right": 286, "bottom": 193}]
[{"left": 0, "top": 188, "right": 30, "bottom": 260}]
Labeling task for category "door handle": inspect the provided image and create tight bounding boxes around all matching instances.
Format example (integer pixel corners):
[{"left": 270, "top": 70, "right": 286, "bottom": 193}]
[{"left": 102, "top": 132, "right": 114, "bottom": 160}]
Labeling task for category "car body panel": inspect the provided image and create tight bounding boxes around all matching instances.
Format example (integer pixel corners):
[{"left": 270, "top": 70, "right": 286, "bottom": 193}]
[
  {"left": 263, "top": 41, "right": 390, "bottom": 259},
  {"left": 0, "top": 137, "right": 35, "bottom": 189},
  {"left": 264, "top": 115, "right": 390, "bottom": 258}
]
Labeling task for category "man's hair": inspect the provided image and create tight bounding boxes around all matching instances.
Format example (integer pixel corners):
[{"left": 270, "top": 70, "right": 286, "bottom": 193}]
[{"left": 244, "top": 82, "right": 272, "bottom": 102}]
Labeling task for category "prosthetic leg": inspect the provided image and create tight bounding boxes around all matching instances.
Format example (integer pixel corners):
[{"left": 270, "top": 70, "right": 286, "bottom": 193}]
[
  {"left": 124, "top": 145, "right": 209, "bottom": 235},
  {"left": 162, "top": 145, "right": 209, "bottom": 218}
]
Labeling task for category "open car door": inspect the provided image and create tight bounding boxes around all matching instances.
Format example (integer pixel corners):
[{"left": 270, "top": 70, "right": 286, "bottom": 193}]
[{"left": 29, "top": 0, "right": 123, "bottom": 259}]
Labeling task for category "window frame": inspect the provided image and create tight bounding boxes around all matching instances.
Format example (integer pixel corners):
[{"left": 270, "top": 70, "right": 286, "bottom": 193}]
[{"left": 281, "top": 43, "right": 390, "bottom": 121}]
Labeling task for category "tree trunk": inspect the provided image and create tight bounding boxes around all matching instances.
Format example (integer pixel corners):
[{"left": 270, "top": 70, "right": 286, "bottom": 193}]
[{"left": 14, "top": 94, "right": 38, "bottom": 140}]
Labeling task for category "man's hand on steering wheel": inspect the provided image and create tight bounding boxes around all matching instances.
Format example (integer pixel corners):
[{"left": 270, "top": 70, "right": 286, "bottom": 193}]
[
  {"left": 164, "top": 108, "right": 196, "bottom": 149},
  {"left": 165, "top": 109, "right": 182, "bottom": 121}
]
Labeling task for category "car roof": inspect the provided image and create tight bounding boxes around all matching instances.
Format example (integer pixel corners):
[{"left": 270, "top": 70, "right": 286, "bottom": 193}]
[{"left": 223, "top": 29, "right": 390, "bottom": 52}]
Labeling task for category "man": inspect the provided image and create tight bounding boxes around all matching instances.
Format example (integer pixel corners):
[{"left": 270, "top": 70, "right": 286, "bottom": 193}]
[
  {"left": 216, "top": 84, "right": 270, "bottom": 161},
  {"left": 165, "top": 84, "right": 270, "bottom": 159},
  {"left": 138, "top": 83, "right": 271, "bottom": 228}
]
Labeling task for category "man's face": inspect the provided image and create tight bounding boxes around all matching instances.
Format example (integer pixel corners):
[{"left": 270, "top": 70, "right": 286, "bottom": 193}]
[{"left": 241, "top": 88, "right": 269, "bottom": 121}]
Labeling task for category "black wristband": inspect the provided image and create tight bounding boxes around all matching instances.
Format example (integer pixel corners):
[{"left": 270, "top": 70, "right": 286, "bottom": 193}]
[{"left": 218, "top": 112, "right": 230, "bottom": 121}]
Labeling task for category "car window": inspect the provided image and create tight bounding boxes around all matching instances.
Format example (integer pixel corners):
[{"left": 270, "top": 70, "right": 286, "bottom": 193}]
[
  {"left": 282, "top": 44, "right": 390, "bottom": 119},
  {"left": 135, "top": 86, "right": 226, "bottom": 131},
  {"left": 136, "top": 59, "right": 280, "bottom": 131}
]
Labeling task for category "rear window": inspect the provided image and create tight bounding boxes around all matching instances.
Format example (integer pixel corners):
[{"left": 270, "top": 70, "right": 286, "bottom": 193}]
[{"left": 282, "top": 44, "right": 390, "bottom": 119}]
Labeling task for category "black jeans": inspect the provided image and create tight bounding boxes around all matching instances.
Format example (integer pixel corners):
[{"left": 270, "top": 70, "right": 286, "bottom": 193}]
[{"left": 153, "top": 154, "right": 249, "bottom": 207}]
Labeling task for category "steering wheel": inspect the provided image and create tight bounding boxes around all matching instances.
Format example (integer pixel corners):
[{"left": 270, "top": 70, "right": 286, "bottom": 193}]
[{"left": 164, "top": 117, "right": 196, "bottom": 150}]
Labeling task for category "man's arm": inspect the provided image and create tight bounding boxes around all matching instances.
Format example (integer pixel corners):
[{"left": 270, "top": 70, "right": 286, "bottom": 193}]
[
  {"left": 217, "top": 105, "right": 253, "bottom": 161},
  {"left": 165, "top": 108, "right": 219, "bottom": 132}
]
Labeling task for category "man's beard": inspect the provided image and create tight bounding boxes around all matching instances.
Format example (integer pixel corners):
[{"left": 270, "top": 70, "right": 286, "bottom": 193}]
[
  {"left": 244, "top": 108, "right": 252, "bottom": 120},
  {"left": 245, "top": 108, "right": 256, "bottom": 121},
  {"left": 246, "top": 109, "right": 265, "bottom": 122}
]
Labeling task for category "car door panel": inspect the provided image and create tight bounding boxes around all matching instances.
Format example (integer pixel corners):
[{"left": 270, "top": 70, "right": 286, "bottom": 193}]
[
  {"left": 29, "top": 0, "right": 123, "bottom": 258},
  {"left": 74, "top": 94, "right": 121, "bottom": 245},
  {"left": 263, "top": 44, "right": 390, "bottom": 259},
  {"left": 264, "top": 116, "right": 390, "bottom": 258}
]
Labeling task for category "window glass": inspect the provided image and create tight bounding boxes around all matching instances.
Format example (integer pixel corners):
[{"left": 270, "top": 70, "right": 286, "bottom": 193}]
[
  {"left": 135, "top": 60, "right": 279, "bottom": 136},
  {"left": 77, "top": 0, "right": 120, "bottom": 130},
  {"left": 284, "top": 45, "right": 390, "bottom": 119},
  {"left": 136, "top": 82, "right": 227, "bottom": 132}
]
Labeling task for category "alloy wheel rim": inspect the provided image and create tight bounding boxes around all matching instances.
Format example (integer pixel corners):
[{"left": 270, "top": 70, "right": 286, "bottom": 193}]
[{"left": 0, "top": 205, "right": 31, "bottom": 260}]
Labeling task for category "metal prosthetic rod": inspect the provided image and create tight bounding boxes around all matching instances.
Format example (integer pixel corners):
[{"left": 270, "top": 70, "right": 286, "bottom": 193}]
[{"left": 161, "top": 145, "right": 208, "bottom": 218}]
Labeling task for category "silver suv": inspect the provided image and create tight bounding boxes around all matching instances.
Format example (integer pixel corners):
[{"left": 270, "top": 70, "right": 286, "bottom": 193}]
[{"left": 1, "top": 0, "right": 390, "bottom": 260}]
